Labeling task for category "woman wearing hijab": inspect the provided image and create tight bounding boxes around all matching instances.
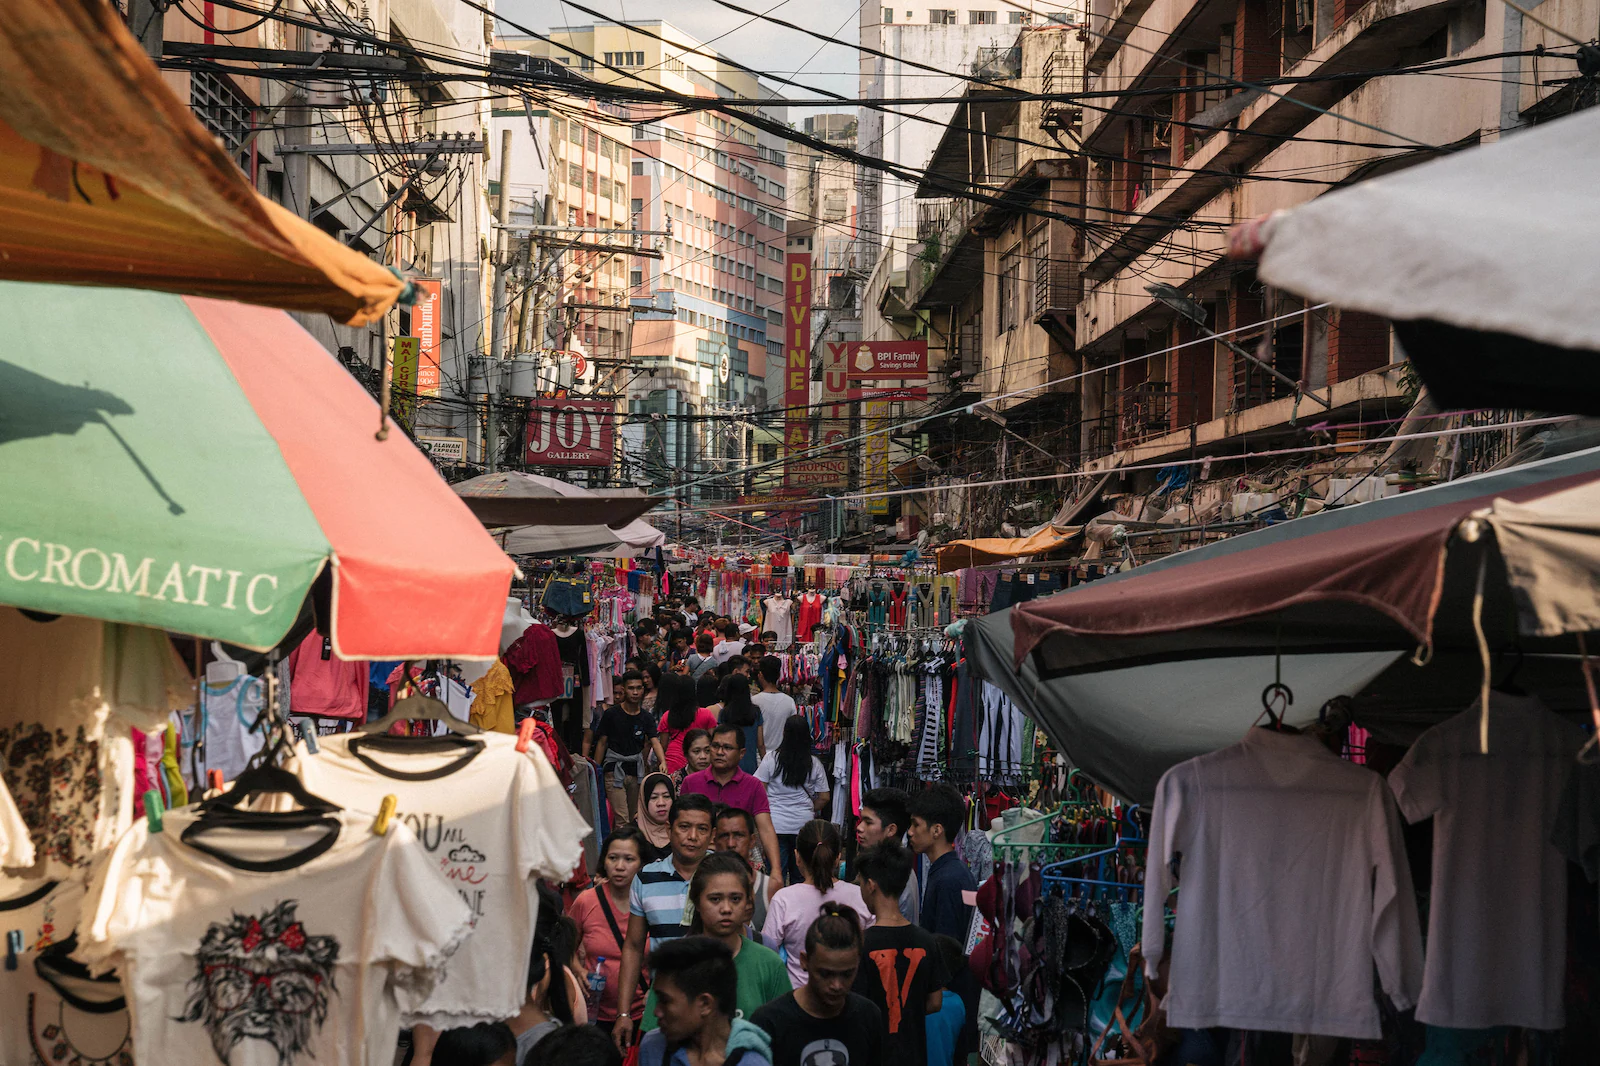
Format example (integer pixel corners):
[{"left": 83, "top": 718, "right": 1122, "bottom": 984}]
[{"left": 631, "top": 771, "right": 676, "bottom": 863}]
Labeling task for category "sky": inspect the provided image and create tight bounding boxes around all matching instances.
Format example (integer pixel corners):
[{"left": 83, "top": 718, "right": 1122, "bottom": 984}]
[{"left": 499, "top": 0, "right": 865, "bottom": 115}]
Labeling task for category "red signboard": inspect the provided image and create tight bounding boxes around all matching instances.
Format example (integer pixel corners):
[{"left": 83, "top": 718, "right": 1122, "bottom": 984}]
[
  {"left": 412, "top": 278, "right": 443, "bottom": 396},
  {"left": 845, "top": 386, "right": 930, "bottom": 401},
  {"left": 783, "top": 253, "right": 812, "bottom": 486},
  {"left": 840, "top": 340, "right": 928, "bottom": 379},
  {"left": 524, "top": 398, "right": 614, "bottom": 468}
]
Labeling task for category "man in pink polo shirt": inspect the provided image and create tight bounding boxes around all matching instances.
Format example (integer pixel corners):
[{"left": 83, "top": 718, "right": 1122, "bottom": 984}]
[{"left": 681, "top": 724, "right": 785, "bottom": 889}]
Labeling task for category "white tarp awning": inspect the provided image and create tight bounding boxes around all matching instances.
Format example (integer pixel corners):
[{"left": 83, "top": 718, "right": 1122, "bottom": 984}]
[
  {"left": 1486, "top": 478, "right": 1600, "bottom": 637},
  {"left": 1253, "top": 107, "right": 1600, "bottom": 354},
  {"left": 496, "top": 517, "right": 664, "bottom": 558}
]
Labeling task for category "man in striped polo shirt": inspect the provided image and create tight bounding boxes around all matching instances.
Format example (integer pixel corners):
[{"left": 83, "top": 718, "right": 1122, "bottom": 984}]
[{"left": 612, "top": 792, "right": 716, "bottom": 1050}]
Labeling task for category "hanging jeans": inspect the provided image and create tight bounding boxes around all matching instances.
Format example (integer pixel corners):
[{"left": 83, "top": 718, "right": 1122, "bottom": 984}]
[{"left": 990, "top": 574, "right": 1016, "bottom": 613}]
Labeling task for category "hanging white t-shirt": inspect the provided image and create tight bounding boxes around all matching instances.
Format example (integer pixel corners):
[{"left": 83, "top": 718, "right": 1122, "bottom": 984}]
[
  {"left": 1389, "top": 694, "right": 1582, "bottom": 1030},
  {"left": 1143, "top": 727, "right": 1422, "bottom": 1039},
  {"left": 77, "top": 808, "right": 473, "bottom": 1066},
  {"left": 0, "top": 876, "right": 134, "bottom": 1066},
  {"left": 287, "top": 732, "right": 590, "bottom": 1027},
  {"left": 761, "top": 597, "right": 795, "bottom": 650},
  {"left": 0, "top": 773, "right": 34, "bottom": 870}
]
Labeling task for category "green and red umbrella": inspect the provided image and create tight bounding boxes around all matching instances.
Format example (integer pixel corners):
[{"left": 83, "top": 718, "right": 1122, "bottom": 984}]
[{"left": 0, "top": 281, "right": 514, "bottom": 657}]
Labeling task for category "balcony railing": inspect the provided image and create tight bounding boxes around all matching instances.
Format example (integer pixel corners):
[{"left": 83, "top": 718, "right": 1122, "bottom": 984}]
[
  {"left": 1034, "top": 256, "right": 1081, "bottom": 316},
  {"left": 1041, "top": 46, "right": 1085, "bottom": 131},
  {"left": 973, "top": 44, "right": 1022, "bottom": 81},
  {"left": 1116, "top": 380, "right": 1172, "bottom": 443}
]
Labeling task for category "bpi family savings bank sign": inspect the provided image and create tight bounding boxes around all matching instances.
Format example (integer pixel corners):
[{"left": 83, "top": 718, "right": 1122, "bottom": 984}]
[{"left": 524, "top": 398, "right": 613, "bottom": 467}]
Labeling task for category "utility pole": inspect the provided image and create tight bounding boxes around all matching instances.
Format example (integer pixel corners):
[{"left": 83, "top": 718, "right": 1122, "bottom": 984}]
[
  {"left": 488, "top": 129, "right": 514, "bottom": 473},
  {"left": 127, "top": 0, "right": 163, "bottom": 59}
]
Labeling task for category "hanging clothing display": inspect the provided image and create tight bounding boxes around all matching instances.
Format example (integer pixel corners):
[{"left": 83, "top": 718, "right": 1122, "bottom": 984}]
[
  {"left": 796, "top": 593, "right": 824, "bottom": 644},
  {"left": 181, "top": 673, "right": 267, "bottom": 791},
  {"left": 77, "top": 807, "right": 473, "bottom": 1066},
  {"left": 975, "top": 682, "right": 1027, "bottom": 778},
  {"left": 1143, "top": 727, "right": 1422, "bottom": 1039},
  {"left": 761, "top": 596, "right": 794, "bottom": 649},
  {"left": 286, "top": 732, "right": 589, "bottom": 1027},
  {"left": 0, "top": 772, "right": 34, "bottom": 870},
  {"left": 286, "top": 632, "right": 367, "bottom": 721},
  {"left": 468, "top": 660, "right": 517, "bottom": 734},
  {"left": 0, "top": 877, "right": 134, "bottom": 1066},
  {"left": 504, "top": 623, "right": 564, "bottom": 704},
  {"left": 1389, "top": 694, "right": 1584, "bottom": 1030},
  {"left": 0, "top": 608, "right": 192, "bottom": 879}
]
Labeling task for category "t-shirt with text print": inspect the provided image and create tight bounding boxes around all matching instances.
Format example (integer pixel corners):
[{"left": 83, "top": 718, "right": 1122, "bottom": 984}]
[{"left": 285, "top": 732, "right": 590, "bottom": 1028}]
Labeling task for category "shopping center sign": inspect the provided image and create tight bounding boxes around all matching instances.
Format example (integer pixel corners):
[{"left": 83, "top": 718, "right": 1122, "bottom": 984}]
[{"left": 524, "top": 398, "right": 614, "bottom": 468}]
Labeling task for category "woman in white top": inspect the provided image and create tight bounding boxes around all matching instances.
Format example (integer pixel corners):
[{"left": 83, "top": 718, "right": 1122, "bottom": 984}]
[
  {"left": 760, "top": 818, "right": 872, "bottom": 988},
  {"left": 755, "top": 715, "right": 830, "bottom": 884}
]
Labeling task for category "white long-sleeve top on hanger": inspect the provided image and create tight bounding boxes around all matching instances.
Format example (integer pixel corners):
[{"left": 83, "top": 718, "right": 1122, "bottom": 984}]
[
  {"left": 1389, "top": 693, "right": 1582, "bottom": 1030},
  {"left": 1143, "top": 727, "right": 1423, "bottom": 1039}
]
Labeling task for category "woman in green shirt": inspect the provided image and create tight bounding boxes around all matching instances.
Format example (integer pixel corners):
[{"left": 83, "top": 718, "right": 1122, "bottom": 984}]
[{"left": 641, "top": 853, "right": 791, "bottom": 1030}]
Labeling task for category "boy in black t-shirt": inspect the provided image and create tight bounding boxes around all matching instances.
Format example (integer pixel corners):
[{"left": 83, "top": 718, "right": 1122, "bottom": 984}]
[
  {"left": 752, "top": 905, "right": 882, "bottom": 1066},
  {"left": 851, "top": 843, "right": 949, "bottom": 1065},
  {"left": 593, "top": 670, "right": 667, "bottom": 827}
]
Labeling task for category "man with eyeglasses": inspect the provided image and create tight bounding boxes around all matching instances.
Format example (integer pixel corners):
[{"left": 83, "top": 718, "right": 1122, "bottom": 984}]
[{"left": 682, "top": 725, "right": 785, "bottom": 892}]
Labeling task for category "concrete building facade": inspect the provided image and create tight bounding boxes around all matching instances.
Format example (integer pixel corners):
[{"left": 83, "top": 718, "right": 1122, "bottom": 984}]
[
  {"left": 857, "top": 3, "right": 1065, "bottom": 346},
  {"left": 503, "top": 22, "right": 789, "bottom": 500},
  {"left": 151, "top": 0, "right": 496, "bottom": 466},
  {"left": 1072, "top": 0, "right": 1600, "bottom": 481}
]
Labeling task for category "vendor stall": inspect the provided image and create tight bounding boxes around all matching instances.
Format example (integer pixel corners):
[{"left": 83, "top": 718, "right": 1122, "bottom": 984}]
[
  {"left": 967, "top": 443, "right": 1600, "bottom": 802},
  {"left": 958, "top": 442, "right": 1600, "bottom": 1065}
]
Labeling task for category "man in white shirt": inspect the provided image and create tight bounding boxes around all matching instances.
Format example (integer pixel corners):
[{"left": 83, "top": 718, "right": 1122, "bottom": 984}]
[
  {"left": 752, "top": 656, "right": 797, "bottom": 759},
  {"left": 709, "top": 620, "right": 747, "bottom": 666}
]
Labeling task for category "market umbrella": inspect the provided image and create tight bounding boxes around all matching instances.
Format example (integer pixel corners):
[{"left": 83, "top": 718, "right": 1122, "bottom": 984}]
[
  {"left": 0, "top": 281, "right": 514, "bottom": 658},
  {"left": 489, "top": 515, "right": 659, "bottom": 557},
  {"left": 971, "top": 446, "right": 1600, "bottom": 801},
  {"left": 0, "top": 0, "right": 405, "bottom": 324},
  {"left": 453, "top": 471, "right": 662, "bottom": 528},
  {"left": 1240, "top": 107, "right": 1600, "bottom": 414},
  {"left": 493, "top": 518, "right": 666, "bottom": 558}
]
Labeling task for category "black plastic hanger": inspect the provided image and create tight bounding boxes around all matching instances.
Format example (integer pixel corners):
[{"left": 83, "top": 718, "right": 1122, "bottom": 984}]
[
  {"left": 1260, "top": 681, "right": 1299, "bottom": 733},
  {"left": 197, "top": 762, "right": 342, "bottom": 814},
  {"left": 1494, "top": 645, "right": 1528, "bottom": 696}
]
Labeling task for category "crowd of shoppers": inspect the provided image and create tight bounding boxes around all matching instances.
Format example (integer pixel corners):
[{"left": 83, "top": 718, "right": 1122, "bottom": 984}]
[{"left": 426, "top": 596, "right": 985, "bottom": 1066}]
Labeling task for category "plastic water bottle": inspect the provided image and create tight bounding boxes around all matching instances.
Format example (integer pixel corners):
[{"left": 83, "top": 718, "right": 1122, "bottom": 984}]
[{"left": 585, "top": 956, "right": 606, "bottom": 1016}]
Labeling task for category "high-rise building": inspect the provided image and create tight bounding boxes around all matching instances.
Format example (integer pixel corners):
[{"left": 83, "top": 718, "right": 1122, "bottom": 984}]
[
  {"left": 501, "top": 23, "right": 789, "bottom": 501},
  {"left": 857, "top": 4, "right": 1058, "bottom": 342}
]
